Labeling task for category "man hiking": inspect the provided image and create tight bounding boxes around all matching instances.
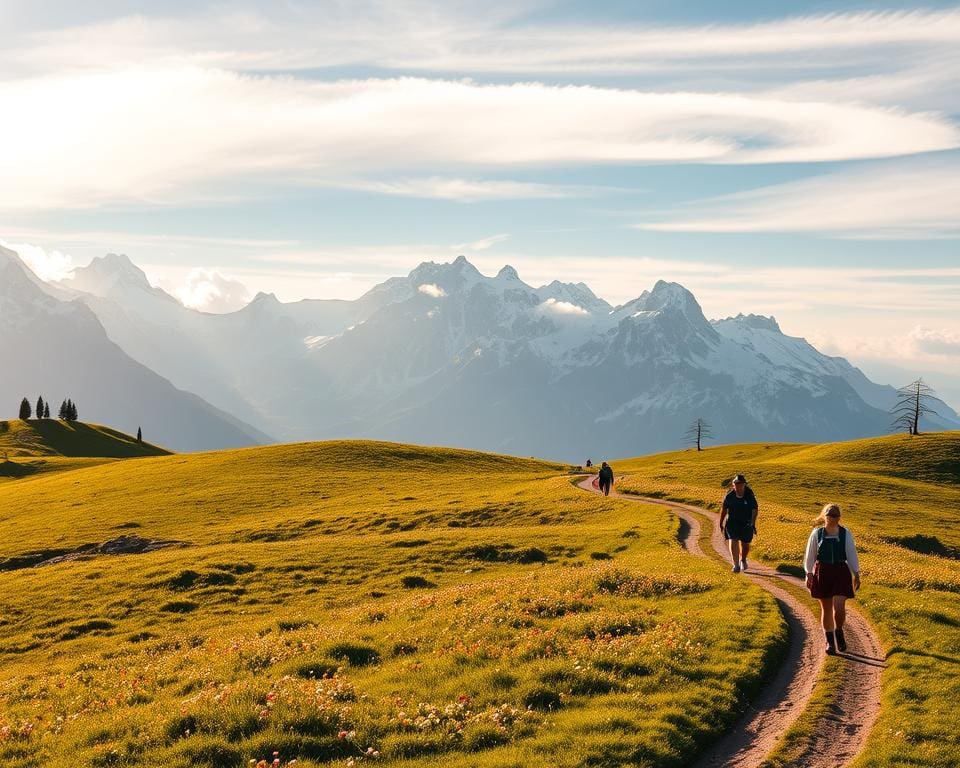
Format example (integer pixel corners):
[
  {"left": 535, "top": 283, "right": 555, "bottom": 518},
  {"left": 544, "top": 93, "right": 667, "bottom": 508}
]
[
  {"left": 719, "top": 473, "right": 758, "bottom": 573},
  {"left": 598, "top": 461, "right": 614, "bottom": 496}
]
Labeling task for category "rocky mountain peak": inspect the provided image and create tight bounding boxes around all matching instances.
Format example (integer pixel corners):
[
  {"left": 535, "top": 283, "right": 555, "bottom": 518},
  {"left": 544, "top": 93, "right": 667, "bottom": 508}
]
[
  {"left": 496, "top": 265, "right": 520, "bottom": 281},
  {"left": 64, "top": 252, "right": 154, "bottom": 296},
  {"left": 716, "top": 313, "right": 782, "bottom": 333}
]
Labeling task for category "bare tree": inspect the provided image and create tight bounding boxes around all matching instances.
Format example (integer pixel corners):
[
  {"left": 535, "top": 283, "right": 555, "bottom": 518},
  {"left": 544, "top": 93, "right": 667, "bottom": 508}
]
[
  {"left": 684, "top": 417, "right": 714, "bottom": 451},
  {"left": 891, "top": 378, "right": 939, "bottom": 435}
]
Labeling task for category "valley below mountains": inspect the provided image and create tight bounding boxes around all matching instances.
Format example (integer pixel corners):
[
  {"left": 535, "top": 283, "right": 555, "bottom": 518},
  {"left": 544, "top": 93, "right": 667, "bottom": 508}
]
[{"left": 3, "top": 246, "right": 957, "bottom": 457}]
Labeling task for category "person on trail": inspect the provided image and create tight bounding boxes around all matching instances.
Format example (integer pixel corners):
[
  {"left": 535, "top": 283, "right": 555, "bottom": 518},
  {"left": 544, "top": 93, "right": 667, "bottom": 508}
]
[
  {"left": 585, "top": 459, "right": 592, "bottom": 468},
  {"left": 719, "top": 473, "right": 758, "bottom": 573},
  {"left": 598, "top": 461, "right": 614, "bottom": 496},
  {"left": 804, "top": 503, "right": 861, "bottom": 655}
]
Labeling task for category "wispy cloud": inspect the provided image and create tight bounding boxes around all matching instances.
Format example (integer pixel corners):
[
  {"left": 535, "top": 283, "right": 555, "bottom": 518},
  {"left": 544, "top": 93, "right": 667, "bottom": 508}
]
[
  {"left": 341, "top": 177, "right": 592, "bottom": 202},
  {"left": 452, "top": 234, "right": 510, "bottom": 252},
  {"left": 1, "top": 70, "right": 956, "bottom": 212},
  {"left": 636, "top": 157, "right": 960, "bottom": 238},
  {"left": 10, "top": 6, "right": 960, "bottom": 78}
]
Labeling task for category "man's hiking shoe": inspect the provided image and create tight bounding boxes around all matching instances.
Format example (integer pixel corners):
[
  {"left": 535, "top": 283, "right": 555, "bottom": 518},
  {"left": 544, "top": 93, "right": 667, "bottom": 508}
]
[
  {"left": 825, "top": 631, "right": 837, "bottom": 655},
  {"left": 740, "top": 559, "right": 748, "bottom": 572},
  {"left": 835, "top": 628, "right": 847, "bottom": 652},
  {"left": 732, "top": 564, "right": 741, "bottom": 573}
]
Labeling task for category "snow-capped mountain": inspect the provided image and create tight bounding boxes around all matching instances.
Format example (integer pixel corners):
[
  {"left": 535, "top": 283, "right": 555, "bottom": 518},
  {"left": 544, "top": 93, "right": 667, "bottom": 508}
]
[
  {"left": 26, "top": 250, "right": 960, "bottom": 459},
  {"left": 0, "top": 246, "right": 270, "bottom": 452}
]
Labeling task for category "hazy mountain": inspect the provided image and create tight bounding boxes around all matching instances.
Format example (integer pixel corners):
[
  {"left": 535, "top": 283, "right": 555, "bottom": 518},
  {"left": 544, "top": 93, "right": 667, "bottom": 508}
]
[
  {"left": 1, "top": 246, "right": 270, "bottom": 452},
  {"left": 38, "top": 251, "right": 960, "bottom": 460}
]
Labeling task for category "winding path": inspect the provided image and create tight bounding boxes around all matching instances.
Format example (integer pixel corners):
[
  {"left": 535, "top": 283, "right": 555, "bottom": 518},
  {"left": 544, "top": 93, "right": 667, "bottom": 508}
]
[{"left": 576, "top": 477, "right": 884, "bottom": 768}]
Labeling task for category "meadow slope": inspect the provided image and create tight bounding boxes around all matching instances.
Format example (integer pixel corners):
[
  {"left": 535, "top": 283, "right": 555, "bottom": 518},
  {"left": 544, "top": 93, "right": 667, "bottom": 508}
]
[
  {"left": 614, "top": 432, "right": 960, "bottom": 768},
  {"left": 0, "top": 440, "right": 786, "bottom": 768},
  {"left": 0, "top": 420, "right": 169, "bottom": 481}
]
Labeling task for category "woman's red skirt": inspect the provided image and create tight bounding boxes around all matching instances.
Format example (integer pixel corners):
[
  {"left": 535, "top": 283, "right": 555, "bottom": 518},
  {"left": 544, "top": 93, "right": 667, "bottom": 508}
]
[{"left": 810, "top": 562, "right": 854, "bottom": 599}]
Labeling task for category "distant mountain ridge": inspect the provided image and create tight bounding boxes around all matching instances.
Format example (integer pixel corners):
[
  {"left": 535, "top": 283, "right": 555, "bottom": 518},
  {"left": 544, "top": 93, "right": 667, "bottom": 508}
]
[
  {"left": 14, "top": 247, "right": 958, "bottom": 458},
  {"left": 0, "top": 246, "right": 271, "bottom": 452}
]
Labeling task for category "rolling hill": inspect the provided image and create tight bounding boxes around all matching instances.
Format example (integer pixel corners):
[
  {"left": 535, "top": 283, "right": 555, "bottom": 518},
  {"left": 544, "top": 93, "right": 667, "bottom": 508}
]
[
  {"left": 0, "top": 419, "right": 170, "bottom": 458},
  {"left": 0, "top": 440, "right": 783, "bottom": 768},
  {"left": 1, "top": 434, "right": 957, "bottom": 767}
]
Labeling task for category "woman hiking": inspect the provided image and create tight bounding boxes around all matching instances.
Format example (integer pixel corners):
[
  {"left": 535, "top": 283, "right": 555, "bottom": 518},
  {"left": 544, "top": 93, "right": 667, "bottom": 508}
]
[
  {"left": 804, "top": 503, "right": 861, "bottom": 655},
  {"left": 719, "top": 473, "right": 758, "bottom": 573}
]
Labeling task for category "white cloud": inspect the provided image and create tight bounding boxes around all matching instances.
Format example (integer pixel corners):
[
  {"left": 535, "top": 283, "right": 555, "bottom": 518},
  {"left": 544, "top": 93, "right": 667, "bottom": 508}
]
[
  {"left": 343, "top": 177, "right": 588, "bottom": 202},
  {"left": 908, "top": 326, "right": 960, "bottom": 356},
  {"left": 453, "top": 234, "right": 510, "bottom": 252},
  {"left": 636, "top": 158, "right": 960, "bottom": 238},
  {"left": 538, "top": 298, "right": 590, "bottom": 317},
  {"left": 0, "top": 239, "right": 75, "bottom": 281},
  {"left": 10, "top": 7, "right": 960, "bottom": 78},
  {"left": 418, "top": 283, "right": 447, "bottom": 298},
  {"left": 1, "top": 69, "right": 956, "bottom": 212},
  {"left": 173, "top": 268, "right": 252, "bottom": 313}
]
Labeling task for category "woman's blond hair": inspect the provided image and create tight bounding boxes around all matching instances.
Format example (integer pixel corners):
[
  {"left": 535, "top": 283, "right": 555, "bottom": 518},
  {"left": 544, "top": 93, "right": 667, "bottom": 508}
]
[{"left": 815, "top": 502, "right": 841, "bottom": 526}]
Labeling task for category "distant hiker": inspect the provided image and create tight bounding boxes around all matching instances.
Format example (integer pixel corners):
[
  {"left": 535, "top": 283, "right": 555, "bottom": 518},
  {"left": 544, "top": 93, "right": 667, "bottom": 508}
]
[
  {"left": 585, "top": 459, "right": 592, "bottom": 468},
  {"left": 719, "top": 473, "right": 758, "bottom": 573},
  {"left": 804, "top": 503, "right": 861, "bottom": 655},
  {"left": 598, "top": 461, "right": 614, "bottom": 496}
]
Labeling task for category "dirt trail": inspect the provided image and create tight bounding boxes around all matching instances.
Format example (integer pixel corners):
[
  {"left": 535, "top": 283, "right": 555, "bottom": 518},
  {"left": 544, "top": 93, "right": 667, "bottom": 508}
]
[{"left": 576, "top": 477, "right": 884, "bottom": 768}]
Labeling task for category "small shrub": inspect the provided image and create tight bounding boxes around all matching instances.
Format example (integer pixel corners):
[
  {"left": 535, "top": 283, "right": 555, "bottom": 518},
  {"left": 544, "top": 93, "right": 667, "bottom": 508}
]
[
  {"left": 401, "top": 575, "right": 435, "bottom": 588},
  {"left": 590, "top": 551, "right": 612, "bottom": 560},
  {"left": 167, "top": 570, "right": 201, "bottom": 590},
  {"left": 517, "top": 548, "right": 548, "bottom": 564},
  {"left": 392, "top": 642, "right": 418, "bottom": 656},
  {"left": 159, "top": 600, "right": 199, "bottom": 613},
  {"left": 60, "top": 619, "right": 114, "bottom": 639},
  {"left": 325, "top": 642, "right": 380, "bottom": 667},
  {"left": 522, "top": 686, "right": 561, "bottom": 711}
]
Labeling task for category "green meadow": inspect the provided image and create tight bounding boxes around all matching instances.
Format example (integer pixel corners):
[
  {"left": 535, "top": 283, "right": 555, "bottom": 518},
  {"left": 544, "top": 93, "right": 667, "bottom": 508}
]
[
  {"left": 1, "top": 427, "right": 784, "bottom": 768},
  {"left": 3, "top": 422, "right": 957, "bottom": 768},
  {"left": 615, "top": 432, "right": 960, "bottom": 768}
]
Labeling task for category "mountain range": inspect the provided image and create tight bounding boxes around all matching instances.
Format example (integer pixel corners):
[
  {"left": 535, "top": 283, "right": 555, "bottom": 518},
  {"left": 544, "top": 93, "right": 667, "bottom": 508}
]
[
  {"left": 0, "top": 246, "right": 270, "bottom": 453},
  {"left": 3, "top": 245, "right": 957, "bottom": 458}
]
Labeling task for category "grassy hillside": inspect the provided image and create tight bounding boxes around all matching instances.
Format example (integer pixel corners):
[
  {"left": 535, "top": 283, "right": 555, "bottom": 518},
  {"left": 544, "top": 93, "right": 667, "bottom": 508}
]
[
  {"left": 0, "top": 440, "right": 785, "bottom": 768},
  {"left": 0, "top": 419, "right": 170, "bottom": 459},
  {"left": 614, "top": 431, "right": 960, "bottom": 768},
  {"left": 0, "top": 419, "right": 170, "bottom": 481}
]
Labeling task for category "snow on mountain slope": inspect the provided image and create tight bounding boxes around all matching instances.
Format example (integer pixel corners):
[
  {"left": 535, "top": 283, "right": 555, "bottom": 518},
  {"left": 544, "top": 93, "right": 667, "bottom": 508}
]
[{"left": 24, "top": 249, "right": 957, "bottom": 458}]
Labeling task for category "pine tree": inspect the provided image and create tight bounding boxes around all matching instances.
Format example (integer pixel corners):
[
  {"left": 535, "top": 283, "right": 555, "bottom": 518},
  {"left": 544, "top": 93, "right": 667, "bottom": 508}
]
[
  {"left": 36, "top": 396, "right": 45, "bottom": 420},
  {"left": 19, "top": 398, "right": 32, "bottom": 420},
  {"left": 72, "top": 401, "right": 79, "bottom": 422},
  {"left": 59, "top": 400, "right": 67, "bottom": 420},
  {"left": 64, "top": 399, "right": 75, "bottom": 422},
  {"left": 137, "top": 427, "right": 142, "bottom": 444},
  {"left": 43, "top": 403, "right": 50, "bottom": 419}
]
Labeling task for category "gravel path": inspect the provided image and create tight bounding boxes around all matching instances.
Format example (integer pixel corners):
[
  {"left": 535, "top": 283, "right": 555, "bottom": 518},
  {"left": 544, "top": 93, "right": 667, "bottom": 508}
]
[{"left": 576, "top": 477, "right": 884, "bottom": 768}]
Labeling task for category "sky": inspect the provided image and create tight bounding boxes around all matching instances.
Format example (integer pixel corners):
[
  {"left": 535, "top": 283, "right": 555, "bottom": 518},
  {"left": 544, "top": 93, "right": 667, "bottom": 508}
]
[{"left": 1, "top": 1, "right": 959, "bottom": 403}]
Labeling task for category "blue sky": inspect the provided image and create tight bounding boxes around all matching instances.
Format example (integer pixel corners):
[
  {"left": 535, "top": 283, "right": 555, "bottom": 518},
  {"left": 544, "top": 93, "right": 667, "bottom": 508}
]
[{"left": 1, "top": 1, "right": 959, "bottom": 401}]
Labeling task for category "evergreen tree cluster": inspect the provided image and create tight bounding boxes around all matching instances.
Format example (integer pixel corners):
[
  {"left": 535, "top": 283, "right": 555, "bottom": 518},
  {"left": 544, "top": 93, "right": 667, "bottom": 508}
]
[
  {"left": 59, "top": 399, "right": 79, "bottom": 422},
  {"left": 15, "top": 396, "right": 75, "bottom": 421}
]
